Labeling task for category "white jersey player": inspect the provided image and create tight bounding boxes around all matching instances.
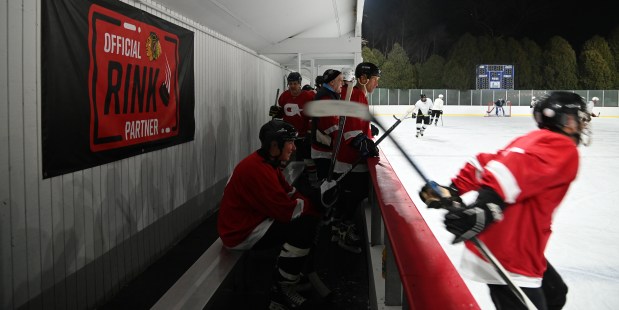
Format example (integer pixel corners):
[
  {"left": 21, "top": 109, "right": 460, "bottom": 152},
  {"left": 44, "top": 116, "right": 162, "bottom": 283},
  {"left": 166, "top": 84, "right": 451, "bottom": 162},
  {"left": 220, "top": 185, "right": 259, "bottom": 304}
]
[
  {"left": 431, "top": 94, "right": 444, "bottom": 125},
  {"left": 588, "top": 97, "right": 599, "bottom": 117},
  {"left": 409, "top": 94, "right": 433, "bottom": 137}
]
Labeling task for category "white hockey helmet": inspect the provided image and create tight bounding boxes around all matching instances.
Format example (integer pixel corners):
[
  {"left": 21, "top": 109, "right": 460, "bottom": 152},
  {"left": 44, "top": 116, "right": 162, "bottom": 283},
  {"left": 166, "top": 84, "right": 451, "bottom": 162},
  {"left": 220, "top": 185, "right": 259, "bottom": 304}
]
[
  {"left": 591, "top": 97, "right": 599, "bottom": 101},
  {"left": 532, "top": 96, "right": 536, "bottom": 100},
  {"left": 438, "top": 94, "right": 444, "bottom": 98}
]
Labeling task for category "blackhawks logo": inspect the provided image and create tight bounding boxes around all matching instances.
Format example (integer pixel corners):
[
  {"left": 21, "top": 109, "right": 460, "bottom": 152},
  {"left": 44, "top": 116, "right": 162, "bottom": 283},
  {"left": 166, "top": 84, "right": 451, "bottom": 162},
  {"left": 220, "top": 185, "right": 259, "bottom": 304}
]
[{"left": 146, "top": 32, "right": 161, "bottom": 61}]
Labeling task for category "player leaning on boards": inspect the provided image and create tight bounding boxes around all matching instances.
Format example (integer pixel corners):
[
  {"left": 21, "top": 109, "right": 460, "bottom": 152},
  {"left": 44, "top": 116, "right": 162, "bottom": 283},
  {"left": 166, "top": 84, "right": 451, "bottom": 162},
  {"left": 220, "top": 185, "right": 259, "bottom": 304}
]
[
  {"left": 330, "top": 62, "right": 381, "bottom": 254},
  {"left": 217, "top": 120, "right": 324, "bottom": 310},
  {"left": 419, "top": 91, "right": 592, "bottom": 310}
]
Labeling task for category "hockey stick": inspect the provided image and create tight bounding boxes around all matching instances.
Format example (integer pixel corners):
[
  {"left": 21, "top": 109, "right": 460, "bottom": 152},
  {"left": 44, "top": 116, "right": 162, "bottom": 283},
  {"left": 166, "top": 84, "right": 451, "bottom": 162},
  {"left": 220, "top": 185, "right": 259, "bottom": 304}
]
[
  {"left": 334, "top": 113, "right": 413, "bottom": 183},
  {"left": 270, "top": 88, "right": 280, "bottom": 120},
  {"left": 325, "top": 76, "right": 354, "bottom": 182},
  {"left": 486, "top": 106, "right": 494, "bottom": 117},
  {"left": 305, "top": 101, "right": 538, "bottom": 309},
  {"left": 470, "top": 238, "right": 537, "bottom": 309},
  {"left": 304, "top": 100, "right": 371, "bottom": 120}
]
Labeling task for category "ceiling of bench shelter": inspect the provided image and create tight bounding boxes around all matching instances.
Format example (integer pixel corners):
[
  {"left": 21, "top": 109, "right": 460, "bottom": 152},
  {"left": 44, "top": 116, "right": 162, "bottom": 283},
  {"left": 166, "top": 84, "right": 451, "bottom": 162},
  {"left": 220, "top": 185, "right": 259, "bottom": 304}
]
[{"left": 154, "top": 0, "right": 364, "bottom": 71}]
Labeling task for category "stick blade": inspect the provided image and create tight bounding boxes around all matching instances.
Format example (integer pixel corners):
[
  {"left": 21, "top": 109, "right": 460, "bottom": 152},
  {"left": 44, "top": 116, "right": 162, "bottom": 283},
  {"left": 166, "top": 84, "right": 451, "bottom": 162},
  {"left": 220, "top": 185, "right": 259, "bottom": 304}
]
[{"left": 304, "top": 100, "right": 371, "bottom": 120}]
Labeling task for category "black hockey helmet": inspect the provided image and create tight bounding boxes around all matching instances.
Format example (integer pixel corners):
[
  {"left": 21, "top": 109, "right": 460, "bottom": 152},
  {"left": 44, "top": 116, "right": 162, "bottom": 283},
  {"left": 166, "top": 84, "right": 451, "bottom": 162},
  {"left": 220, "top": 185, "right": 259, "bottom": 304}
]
[
  {"left": 302, "top": 84, "right": 314, "bottom": 91},
  {"left": 355, "top": 62, "right": 381, "bottom": 79},
  {"left": 533, "top": 92, "right": 590, "bottom": 145},
  {"left": 259, "top": 119, "right": 299, "bottom": 150},
  {"left": 287, "top": 72, "right": 302, "bottom": 83},
  {"left": 420, "top": 94, "right": 427, "bottom": 98}
]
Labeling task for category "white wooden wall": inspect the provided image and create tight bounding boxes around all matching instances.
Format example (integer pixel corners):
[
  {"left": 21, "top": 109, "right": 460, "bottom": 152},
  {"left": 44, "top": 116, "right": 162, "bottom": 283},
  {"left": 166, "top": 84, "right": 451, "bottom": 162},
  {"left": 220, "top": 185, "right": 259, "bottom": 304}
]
[{"left": 0, "top": 0, "right": 284, "bottom": 308}]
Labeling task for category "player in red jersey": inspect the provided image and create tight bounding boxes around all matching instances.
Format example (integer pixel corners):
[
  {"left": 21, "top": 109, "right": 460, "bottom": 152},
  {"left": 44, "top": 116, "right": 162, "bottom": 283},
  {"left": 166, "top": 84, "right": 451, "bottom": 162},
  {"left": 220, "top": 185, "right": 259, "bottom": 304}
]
[
  {"left": 217, "top": 120, "right": 321, "bottom": 309},
  {"left": 270, "top": 72, "right": 317, "bottom": 184},
  {"left": 310, "top": 69, "right": 344, "bottom": 182},
  {"left": 420, "top": 91, "right": 592, "bottom": 310},
  {"left": 330, "top": 62, "right": 380, "bottom": 253}
]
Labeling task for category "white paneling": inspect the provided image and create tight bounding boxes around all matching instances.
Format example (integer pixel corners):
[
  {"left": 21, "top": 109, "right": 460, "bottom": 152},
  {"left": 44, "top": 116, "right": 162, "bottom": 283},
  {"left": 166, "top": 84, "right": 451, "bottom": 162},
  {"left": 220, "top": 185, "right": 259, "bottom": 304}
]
[
  {"left": 61, "top": 173, "right": 77, "bottom": 310},
  {"left": 1, "top": 0, "right": 285, "bottom": 308},
  {"left": 51, "top": 176, "right": 66, "bottom": 309},
  {"left": 82, "top": 168, "right": 96, "bottom": 308},
  {"left": 23, "top": 0, "right": 42, "bottom": 306},
  {"left": 73, "top": 170, "right": 87, "bottom": 310},
  {"left": 0, "top": 0, "right": 12, "bottom": 306},
  {"left": 8, "top": 0, "right": 28, "bottom": 307},
  {"left": 91, "top": 165, "right": 105, "bottom": 304}
]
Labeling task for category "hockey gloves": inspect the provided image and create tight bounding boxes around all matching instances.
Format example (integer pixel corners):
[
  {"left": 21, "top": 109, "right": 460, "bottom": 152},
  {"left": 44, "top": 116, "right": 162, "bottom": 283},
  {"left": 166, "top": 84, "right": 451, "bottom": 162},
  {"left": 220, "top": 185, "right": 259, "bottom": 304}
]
[
  {"left": 269, "top": 105, "right": 283, "bottom": 118},
  {"left": 443, "top": 187, "right": 506, "bottom": 243},
  {"left": 419, "top": 182, "right": 462, "bottom": 209},
  {"left": 351, "top": 133, "right": 379, "bottom": 158},
  {"left": 371, "top": 124, "right": 380, "bottom": 136}
]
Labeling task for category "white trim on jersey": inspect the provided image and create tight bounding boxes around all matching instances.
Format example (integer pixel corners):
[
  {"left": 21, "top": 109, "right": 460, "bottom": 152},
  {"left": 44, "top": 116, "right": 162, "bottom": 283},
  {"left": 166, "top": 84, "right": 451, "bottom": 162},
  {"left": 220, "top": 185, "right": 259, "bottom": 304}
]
[
  {"left": 485, "top": 160, "right": 521, "bottom": 204},
  {"left": 460, "top": 248, "right": 542, "bottom": 288}
]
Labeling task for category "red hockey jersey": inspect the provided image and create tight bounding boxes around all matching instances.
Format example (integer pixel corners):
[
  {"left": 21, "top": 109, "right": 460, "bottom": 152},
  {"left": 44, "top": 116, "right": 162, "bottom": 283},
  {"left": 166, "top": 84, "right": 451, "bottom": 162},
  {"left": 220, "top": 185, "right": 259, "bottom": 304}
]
[
  {"left": 278, "top": 90, "right": 314, "bottom": 137},
  {"left": 452, "top": 129, "right": 579, "bottom": 284},
  {"left": 334, "top": 85, "right": 373, "bottom": 173},
  {"left": 311, "top": 89, "right": 340, "bottom": 159},
  {"left": 217, "top": 151, "right": 317, "bottom": 248}
]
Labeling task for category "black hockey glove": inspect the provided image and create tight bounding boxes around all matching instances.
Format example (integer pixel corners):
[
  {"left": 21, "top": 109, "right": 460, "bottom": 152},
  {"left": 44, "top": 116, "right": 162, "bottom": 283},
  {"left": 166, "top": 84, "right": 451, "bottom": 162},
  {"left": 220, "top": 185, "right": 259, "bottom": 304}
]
[
  {"left": 428, "top": 109, "right": 433, "bottom": 115},
  {"left": 269, "top": 105, "right": 283, "bottom": 118},
  {"left": 371, "top": 124, "right": 380, "bottom": 136},
  {"left": 419, "top": 182, "right": 462, "bottom": 209},
  {"left": 444, "top": 187, "right": 506, "bottom": 243},
  {"left": 351, "top": 133, "right": 379, "bottom": 158}
]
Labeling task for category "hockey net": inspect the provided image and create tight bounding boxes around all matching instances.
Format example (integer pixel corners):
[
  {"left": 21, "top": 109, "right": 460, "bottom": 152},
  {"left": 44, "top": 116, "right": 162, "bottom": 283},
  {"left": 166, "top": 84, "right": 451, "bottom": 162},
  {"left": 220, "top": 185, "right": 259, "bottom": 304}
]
[{"left": 484, "top": 101, "right": 512, "bottom": 117}]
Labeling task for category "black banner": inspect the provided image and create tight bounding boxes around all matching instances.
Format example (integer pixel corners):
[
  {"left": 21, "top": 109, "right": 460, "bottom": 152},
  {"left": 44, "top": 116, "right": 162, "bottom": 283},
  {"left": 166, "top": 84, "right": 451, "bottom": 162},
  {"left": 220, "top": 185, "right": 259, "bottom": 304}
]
[{"left": 42, "top": 0, "right": 195, "bottom": 178}]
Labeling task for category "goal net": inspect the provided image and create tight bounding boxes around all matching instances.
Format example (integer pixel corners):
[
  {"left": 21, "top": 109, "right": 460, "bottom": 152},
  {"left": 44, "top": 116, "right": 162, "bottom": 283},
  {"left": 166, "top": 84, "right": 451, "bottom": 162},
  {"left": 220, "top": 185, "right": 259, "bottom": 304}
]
[{"left": 485, "top": 101, "right": 512, "bottom": 117}]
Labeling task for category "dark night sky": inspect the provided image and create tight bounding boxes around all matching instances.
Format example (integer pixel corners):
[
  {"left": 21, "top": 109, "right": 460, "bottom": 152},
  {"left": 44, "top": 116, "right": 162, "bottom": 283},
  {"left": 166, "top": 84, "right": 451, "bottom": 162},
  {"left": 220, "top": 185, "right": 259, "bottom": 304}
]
[{"left": 363, "top": 0, "right": 618, "bottom": 55}]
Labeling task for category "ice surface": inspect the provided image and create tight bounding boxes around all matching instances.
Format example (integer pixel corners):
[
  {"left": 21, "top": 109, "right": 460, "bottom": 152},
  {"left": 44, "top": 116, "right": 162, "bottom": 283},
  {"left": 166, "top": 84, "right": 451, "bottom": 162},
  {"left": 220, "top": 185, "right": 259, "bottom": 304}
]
[{"left": 376, "top": 115, "right": 619, "bottom": 309}]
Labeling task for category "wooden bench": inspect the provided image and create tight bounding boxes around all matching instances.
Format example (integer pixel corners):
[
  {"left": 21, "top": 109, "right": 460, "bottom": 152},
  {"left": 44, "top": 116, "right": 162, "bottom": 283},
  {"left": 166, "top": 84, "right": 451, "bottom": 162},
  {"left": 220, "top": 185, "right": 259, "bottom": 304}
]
[{"left": 151, "top": 161, "right": 306, "bottom": 310}]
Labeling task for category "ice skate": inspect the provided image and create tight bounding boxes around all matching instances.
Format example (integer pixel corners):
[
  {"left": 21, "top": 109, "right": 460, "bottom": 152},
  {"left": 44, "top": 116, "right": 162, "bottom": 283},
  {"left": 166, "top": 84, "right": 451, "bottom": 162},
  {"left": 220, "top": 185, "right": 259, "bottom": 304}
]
[
  {"left": 269, "top": 280, "right": 312, "bottom": 310},
  {"left": 331, "top": 221, "right": 362, "bottom": 254}
]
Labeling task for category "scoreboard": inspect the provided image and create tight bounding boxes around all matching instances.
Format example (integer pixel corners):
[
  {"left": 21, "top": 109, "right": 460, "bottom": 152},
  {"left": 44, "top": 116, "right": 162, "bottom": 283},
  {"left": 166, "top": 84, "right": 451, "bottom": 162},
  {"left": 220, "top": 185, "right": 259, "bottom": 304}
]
[{"left": 476, "top": 64, "right": 514, "bottom": 90}]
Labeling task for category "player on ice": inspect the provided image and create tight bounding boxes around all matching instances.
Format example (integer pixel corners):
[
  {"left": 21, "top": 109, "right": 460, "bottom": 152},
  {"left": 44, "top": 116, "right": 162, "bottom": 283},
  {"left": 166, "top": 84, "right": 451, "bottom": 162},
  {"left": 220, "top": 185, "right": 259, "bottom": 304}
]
[
  {"left": 409, "top": 94, "right": 433, "bottom": 137},
  {"left": 419, "top": 91, "right": 592, "bottom": 310}
]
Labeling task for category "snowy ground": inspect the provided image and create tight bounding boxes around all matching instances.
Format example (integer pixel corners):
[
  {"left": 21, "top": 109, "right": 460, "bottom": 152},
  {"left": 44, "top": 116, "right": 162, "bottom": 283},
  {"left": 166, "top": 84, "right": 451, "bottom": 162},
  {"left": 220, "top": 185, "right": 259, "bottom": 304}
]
[{"left": 375, "top": 115, "right": 619, "bottom": 310}]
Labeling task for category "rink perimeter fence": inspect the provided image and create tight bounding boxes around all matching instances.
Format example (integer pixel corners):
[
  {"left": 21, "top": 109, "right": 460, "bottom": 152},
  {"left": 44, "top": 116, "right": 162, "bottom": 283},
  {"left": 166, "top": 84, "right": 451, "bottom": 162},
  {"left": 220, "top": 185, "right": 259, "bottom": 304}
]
[{"left": 368, "top": 89, "right": 619, "bottom": 107}]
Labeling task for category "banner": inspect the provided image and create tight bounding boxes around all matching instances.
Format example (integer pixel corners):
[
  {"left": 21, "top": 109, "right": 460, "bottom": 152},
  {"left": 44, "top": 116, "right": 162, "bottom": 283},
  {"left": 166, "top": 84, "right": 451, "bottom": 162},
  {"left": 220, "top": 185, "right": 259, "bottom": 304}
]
[{"left": 42, "top": 0, "right": 195, "bottom": 178}]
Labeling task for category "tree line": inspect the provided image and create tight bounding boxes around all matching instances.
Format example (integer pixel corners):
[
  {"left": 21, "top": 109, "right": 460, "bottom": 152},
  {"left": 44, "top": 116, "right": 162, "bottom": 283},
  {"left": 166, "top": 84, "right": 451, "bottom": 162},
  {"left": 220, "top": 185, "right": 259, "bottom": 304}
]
[{"left": 362, "top": 26, "right": 619, "bottom": 90}]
